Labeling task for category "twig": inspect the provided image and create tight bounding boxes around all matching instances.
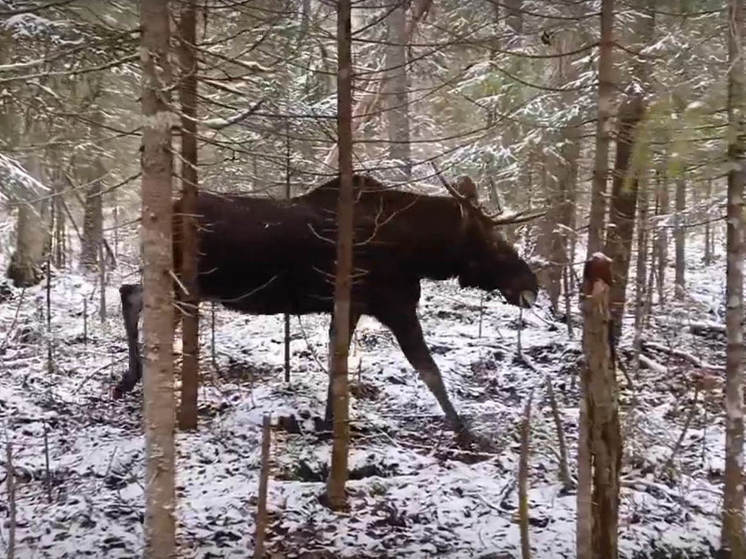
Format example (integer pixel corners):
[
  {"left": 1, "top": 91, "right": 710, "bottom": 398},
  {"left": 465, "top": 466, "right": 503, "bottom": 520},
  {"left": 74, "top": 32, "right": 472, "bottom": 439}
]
[{"left": 43, "top": 420, "right": 52, "bottom": 503}]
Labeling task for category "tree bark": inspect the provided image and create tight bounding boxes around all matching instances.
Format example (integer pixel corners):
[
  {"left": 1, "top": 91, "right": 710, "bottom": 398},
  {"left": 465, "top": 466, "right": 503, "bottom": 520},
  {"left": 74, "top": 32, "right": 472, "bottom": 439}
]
[
  {"left": 326, "top": 0, "right": 353, "bottom": 511},
  {"left": 140, "top": 0, "right": 176, "bottom": 555},
  {"left": 604, "top": 9, "right": 653, "bottom": 340},
  {"left": 674, "top": 126, "right": 686, "bottom": 298},
  {"left": 654, "top": 168, "right": 669, "bottom": 306},
  {"left": 177, "top": 0, "right": 199, "bottom": 432},
  {"left": 704, "top": 177, "right": 713, "bottom": 265},
  {"left": 722, "top": 0, "right": 745, "bottom": 554},
  {"left": 631, "top": 171, "right": 649, "bottom": 373},
  {"left": 7, "top": 153, "right": 48, "bottom": 288},
  {"left": 586, "top": 0, "right": 615, "bottom": 258},
  {"left": 538, "top": 29, "right": 580, "bottom": 312},
  {"left": 581, "top": 254, "right": 621, "bottom": 559},
  {"left": 384, "top": 0, "right": 410, "bottom": 179},
  {"left": 79, "top": 112, "right": 105, "bottom": 273}
]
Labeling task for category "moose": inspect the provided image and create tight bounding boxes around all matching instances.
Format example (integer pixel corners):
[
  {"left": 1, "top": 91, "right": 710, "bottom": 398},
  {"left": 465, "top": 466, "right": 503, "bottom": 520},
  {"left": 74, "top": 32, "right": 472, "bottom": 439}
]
[{"left": 117, "top": 173, "right": 539, "bottom": 442}]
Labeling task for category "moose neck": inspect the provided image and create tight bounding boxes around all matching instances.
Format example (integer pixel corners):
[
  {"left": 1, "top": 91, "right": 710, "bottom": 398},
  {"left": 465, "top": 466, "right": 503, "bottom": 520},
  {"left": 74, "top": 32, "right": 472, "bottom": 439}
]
[{"left": 399, "top": 196, "right": 466, "bottom": 282}]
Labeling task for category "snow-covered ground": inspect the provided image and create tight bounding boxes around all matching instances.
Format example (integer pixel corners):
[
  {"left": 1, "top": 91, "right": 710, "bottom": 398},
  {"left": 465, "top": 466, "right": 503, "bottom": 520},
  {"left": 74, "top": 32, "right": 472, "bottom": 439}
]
[{"left": 0, "top": 243, "right": 729, "bottom": 558}]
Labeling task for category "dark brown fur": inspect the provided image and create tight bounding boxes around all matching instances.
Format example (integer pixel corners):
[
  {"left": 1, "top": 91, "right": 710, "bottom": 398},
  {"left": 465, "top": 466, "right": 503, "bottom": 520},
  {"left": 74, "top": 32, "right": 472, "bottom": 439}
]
[{"left": 117, "top": 174, "right": 538, "bottom": 437}]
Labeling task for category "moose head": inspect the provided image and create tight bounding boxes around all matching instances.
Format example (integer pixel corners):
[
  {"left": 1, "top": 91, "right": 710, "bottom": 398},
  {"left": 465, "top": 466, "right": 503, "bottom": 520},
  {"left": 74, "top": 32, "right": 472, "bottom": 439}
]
[{"left": 442, "top": 174, "right": 539, "bottom": 308}]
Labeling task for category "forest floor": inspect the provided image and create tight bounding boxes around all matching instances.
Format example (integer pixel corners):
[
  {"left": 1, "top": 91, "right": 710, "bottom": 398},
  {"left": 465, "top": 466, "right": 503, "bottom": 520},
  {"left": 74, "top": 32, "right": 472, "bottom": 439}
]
[{"left": 0, "top": 246, "right": 730, "bottom": 558}]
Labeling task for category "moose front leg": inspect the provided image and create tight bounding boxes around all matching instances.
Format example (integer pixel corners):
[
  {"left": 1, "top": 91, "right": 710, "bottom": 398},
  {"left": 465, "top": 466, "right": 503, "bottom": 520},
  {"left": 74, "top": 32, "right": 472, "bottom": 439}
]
[{"left": 377, "top": 308, "right": 468, "bottom": 437}]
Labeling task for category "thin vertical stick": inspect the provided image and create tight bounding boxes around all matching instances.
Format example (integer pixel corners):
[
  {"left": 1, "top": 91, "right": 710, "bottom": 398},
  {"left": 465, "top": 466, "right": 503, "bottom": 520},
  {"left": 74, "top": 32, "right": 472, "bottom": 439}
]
[
  {"left": 546, "top": 377, "right": 571, "bottom": 488},
  {"left": 478, "top": 292, "right": 485, "bottom": 339},
  {"left": 254, "top": 414, "right": 271, "bottom": 558},
  {"left": 43, "top": 420, "right": 52, "bottom": 503},
  {"left": 519, "top": 390, "right": 534, "bottom": 559},
  {"left": 46, "top": 253, "right": 52, "bottom": 374},
  {"left": 211, "top": 302, "right": 218, "bottom": 371},
  {"left": 562, "top": 264, "right": 574, "bottom": 338},
  {"left": 99, "top": 239, "right": 106, "bottom": 324},
  {"left": 83, "top": 297, "right": 88, "bottom": 346},
  {"left": 284, "top": 118, "right": 292, "bottom": 384},
  {"left": 113, "top": 189, "right": 119, "bottom": 261},
  {"left": 6, "top": 441, "right": 16, "bottom": 559}
]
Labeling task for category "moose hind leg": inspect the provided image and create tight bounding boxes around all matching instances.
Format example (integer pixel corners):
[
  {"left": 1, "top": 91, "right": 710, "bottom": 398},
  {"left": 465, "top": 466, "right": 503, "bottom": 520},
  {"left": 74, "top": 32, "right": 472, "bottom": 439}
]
[
  {"left": 114, "top": 284, "right": 144, "bottom": 398},
  {"left": 377, "top": 308, "right": 466, "bottom": 435}
]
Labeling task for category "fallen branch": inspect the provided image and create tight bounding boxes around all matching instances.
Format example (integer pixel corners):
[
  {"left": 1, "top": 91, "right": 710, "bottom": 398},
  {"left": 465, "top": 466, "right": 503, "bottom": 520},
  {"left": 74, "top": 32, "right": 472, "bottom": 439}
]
[
  {"left": 637, "top": 354, "right": 667, "bottom": 374},
  {"left": 642, "top": 340, "right": 723, "bottom": 371}
]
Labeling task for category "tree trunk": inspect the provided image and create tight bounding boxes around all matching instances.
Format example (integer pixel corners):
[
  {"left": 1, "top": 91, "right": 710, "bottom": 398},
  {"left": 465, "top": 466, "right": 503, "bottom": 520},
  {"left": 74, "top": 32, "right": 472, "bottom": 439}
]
[
  {"left": 631, "top": 172, "right": 649, "bottom": 373},
  {"left": 7, "top": 152, "right": 48, "bottom": 288},
  {"left": 604, "top": 8, "right": 653, "bottom": 340},
  {"left": 674, "top": 174, "right": 686, "bottom": 298},
  {"left": 582, "top": 254, "right": 621, "bottom": 559},
  {"left": 655, "top": 169, "right": 669, "bottom": 306},
  {"left": 577, "top": 386, "right": 592, "bottom": 559},
  {"left": 586, "top": 0, "right": 615, "bottom": 258},
  {"left": 384, "top": 0, "right": 410, "bottom": 179},
  {"left": 722, "top": 0, "right": 745, "bottom": 554},
  {"left": 140, "top": 0, "right": 176, "bottom": 555},
  {"left": 704, "top": 177, "right": 713, "bottom": 265},
  {"left": 326, "top": 0, "right": 353, "bottom": 511},
  {"left": 539, "top": 29, "right": 580, "bottom": 313},
  {"left": 79, "top": 152, "right": 104, "bottom": 272},
  {"left": 177, "top": 0, "right": 199, "bottom": 432},
  {"left": 603, "top": 94, "right": 645, "bottom": 339}
]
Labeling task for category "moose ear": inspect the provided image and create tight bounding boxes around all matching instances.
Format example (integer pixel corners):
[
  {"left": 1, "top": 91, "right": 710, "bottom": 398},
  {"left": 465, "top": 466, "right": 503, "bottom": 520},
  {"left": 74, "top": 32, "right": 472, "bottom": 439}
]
[{"left": 454, "top": 176, "right": 478, "bottom": 202}]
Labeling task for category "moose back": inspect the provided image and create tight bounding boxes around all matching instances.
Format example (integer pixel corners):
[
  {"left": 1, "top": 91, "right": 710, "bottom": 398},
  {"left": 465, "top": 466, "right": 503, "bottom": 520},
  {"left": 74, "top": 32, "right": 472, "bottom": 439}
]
[{"left": 117, "top": 174, "right": 538, "bottom": 439}]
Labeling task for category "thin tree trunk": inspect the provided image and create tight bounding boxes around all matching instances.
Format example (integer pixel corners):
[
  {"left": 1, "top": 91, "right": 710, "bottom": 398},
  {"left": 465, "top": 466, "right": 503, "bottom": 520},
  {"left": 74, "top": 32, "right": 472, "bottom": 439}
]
[
  {"left": 674, "top": 172, "right": 686, "bottom": 298},
  {"left": 722, "top": 0, "right": 745, "bottom": 554},
  {"left": 582, "top": 254, "right": 621, "bottom": 559},
  {"left": 177, "top": 0, "right": 199, "bottom": 432},
  {"left": 577, "top": 390, "right": 592, "bottom": 559},
  {"left": 80, "top": 165, "right": 104, "bottom": 271},
  {"left": 704, "top": 177, "right": 713, "bottom": 265},
  {"left": 603, "top": 93, "right": 645, "bottom": 339},
  {"left": 631, "top": 172, "right": 649, "bottom": 373},
  {"left": 384, "top": 0, "right": 410, "bottom": 179},
  {"left": 586, "top": 0, "right": 615, "bottom": 257},
  {"left": 8, "top": 198, "right": 48, "bottom": 287},
  {"left": 655, "top": 169, "right": 669, "bottom": 306},
  {"left": 140, "top": 0, "right": 176, "bottom": 555},
  {"left": 604, "top": 8, "right": 653, "bottom": 341},
  {"left": 326, "top": 0, "right": 353, "bottom": 510},
  {"left": 518, "top": 391, "right": 533, "bottom": 559}
]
